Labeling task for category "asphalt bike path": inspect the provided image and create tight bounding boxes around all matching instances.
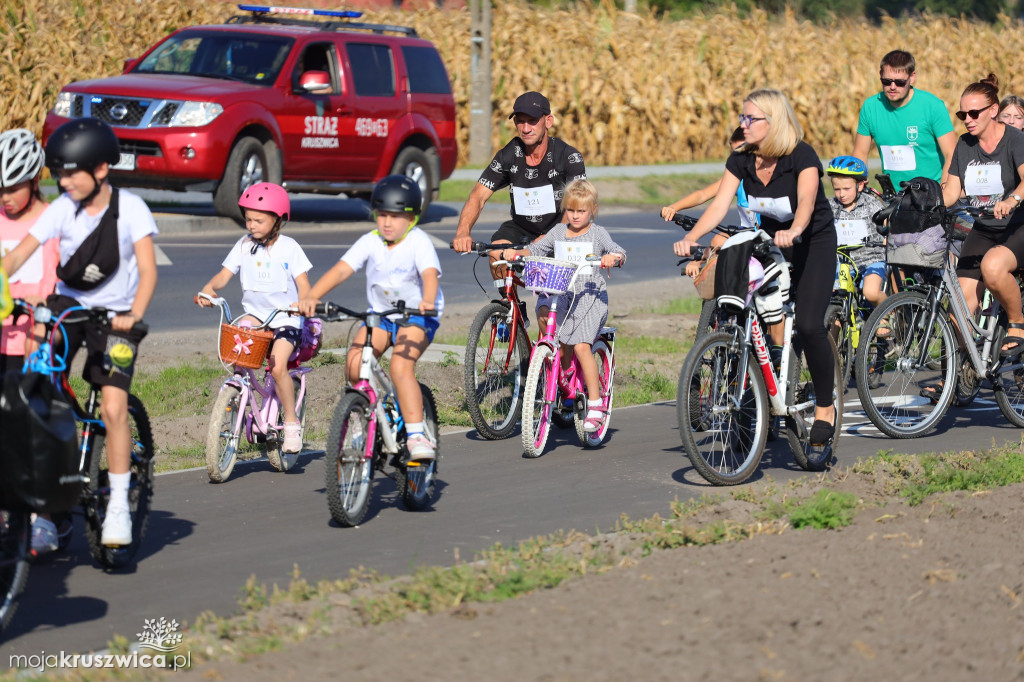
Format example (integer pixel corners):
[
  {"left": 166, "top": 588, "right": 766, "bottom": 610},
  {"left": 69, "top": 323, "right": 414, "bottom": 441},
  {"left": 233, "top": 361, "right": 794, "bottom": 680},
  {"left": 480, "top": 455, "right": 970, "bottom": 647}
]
[{"left": 3, "top": 385, "right": 1020, "bottom": 657}]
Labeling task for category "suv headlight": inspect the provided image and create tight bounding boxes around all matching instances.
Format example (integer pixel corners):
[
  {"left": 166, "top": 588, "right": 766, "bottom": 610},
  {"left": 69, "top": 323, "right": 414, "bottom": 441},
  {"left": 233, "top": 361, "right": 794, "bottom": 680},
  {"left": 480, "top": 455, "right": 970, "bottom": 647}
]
[
  {"left": 169, "top": 102, "right": 224, "bottom": 127},
  {"left": 53, "top": 92, "right": 74, "bottom": 117}
]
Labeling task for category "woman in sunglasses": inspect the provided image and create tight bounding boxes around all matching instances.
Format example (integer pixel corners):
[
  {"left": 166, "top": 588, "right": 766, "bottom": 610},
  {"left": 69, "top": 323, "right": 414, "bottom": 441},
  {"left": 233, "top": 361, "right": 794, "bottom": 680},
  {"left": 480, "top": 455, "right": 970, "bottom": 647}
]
[
  {"left": 673, "top": 88, "right": 838, "bottom": 446},
  {"left": 943, "top": 74, "right": 1024, "bottom": 356}
]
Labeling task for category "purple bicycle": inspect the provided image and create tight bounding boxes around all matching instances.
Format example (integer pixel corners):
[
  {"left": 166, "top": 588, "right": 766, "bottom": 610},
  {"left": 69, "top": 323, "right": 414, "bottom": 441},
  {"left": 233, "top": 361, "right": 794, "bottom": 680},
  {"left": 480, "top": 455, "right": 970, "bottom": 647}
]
[{"left": 197, "top": 292, "right": 311, "bottom": 482}]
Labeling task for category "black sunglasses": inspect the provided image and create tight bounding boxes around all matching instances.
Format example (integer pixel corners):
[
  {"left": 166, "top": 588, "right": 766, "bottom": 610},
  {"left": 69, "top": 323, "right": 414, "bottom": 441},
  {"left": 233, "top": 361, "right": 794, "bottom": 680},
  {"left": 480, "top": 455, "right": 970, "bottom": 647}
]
[
  {"left": 880, "top": 78, "right": 909, "bottom": 87},
  {"left": 955, "top": 106, "right": 994, "bottom": 121}
]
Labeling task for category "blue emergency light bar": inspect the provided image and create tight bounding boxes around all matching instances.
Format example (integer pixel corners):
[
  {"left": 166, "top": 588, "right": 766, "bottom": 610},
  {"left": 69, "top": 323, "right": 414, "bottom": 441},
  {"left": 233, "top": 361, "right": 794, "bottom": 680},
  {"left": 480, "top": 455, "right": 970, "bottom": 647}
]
[{"left": 237, "top": 5, "right": 363, "bottom": 19}]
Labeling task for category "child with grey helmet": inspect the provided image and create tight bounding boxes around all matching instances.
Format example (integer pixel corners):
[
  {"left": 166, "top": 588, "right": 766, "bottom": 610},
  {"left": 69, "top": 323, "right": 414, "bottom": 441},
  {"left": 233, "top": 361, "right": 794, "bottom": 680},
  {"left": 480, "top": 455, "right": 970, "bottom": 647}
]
[
  {"left": 827, "top": 155, "right": 888, "bottom": 308},
  {"left": 1, "top": 118, "right": 158, "bottom": 551},
  {"left": 297, "top": 175, "right": 443, "bottom": 461}
]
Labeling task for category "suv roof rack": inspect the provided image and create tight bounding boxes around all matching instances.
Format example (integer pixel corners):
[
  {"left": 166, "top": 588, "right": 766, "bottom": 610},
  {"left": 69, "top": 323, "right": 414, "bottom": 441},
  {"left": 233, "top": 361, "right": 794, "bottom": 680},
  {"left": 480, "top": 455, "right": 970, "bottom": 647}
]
[{"left": 228, "top": 4, "right": 418, "bottom": 37}]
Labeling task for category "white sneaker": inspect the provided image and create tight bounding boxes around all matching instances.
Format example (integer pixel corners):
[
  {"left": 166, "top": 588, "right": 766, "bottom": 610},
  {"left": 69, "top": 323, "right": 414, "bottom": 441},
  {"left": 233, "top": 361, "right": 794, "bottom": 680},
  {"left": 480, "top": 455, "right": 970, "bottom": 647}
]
[
  {"left": 101, "top": 507, "right": 132, "bottom": 546},
  {"left": 282, "top": 422, "right": 302, "bottom": 454},
  {"left": 407, "top": 433, "right": 436, "bottom": 461}
]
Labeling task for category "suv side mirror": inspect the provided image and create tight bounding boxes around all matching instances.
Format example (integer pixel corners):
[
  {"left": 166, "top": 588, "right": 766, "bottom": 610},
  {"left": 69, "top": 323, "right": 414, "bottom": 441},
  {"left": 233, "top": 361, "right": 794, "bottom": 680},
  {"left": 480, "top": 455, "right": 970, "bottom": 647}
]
[{"left": 298, "top": 70, "right": 331, "bottom": 93}]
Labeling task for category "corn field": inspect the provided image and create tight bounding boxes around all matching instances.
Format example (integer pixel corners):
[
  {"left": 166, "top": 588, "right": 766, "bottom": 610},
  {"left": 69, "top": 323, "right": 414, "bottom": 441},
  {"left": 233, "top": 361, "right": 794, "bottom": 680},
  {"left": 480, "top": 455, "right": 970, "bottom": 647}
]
[{"left": 3, "top": 0, "right": 1024, "bottom": 166}]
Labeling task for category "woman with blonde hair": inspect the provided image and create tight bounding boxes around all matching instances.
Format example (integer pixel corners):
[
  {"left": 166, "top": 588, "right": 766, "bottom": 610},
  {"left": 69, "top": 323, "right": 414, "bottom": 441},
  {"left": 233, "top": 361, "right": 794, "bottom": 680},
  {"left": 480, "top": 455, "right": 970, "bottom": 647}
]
[{"left": 674, "top": 88, "right": 839, "bottom": 446}]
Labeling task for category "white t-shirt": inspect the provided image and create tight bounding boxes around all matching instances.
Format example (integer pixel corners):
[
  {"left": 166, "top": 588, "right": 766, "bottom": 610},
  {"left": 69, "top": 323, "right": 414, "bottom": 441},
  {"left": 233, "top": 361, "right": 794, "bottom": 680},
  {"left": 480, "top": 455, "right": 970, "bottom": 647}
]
[
  {"left": 29, "top": 189, "right": 159, "bottom": 311},
  {"left": 222, "top": 234, "right": 312, "bottom": 329},
  {"left": 340, "top": 228, "right": 444, "bottom": 318}
]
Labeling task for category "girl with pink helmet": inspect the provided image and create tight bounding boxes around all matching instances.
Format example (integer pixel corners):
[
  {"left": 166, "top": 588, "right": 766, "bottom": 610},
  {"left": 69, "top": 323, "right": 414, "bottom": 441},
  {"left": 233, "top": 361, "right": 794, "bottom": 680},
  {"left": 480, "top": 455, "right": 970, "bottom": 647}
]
[{"left": 195, "top": 182, "right": 313, "bottom": 454}]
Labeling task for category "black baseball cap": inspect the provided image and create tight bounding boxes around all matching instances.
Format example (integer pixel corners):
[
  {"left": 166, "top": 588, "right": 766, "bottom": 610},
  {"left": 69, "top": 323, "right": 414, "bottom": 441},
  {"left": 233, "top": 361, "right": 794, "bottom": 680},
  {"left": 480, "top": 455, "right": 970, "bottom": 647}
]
[{"left": 508, "top": 91, "right": 551, "bottom": 119}]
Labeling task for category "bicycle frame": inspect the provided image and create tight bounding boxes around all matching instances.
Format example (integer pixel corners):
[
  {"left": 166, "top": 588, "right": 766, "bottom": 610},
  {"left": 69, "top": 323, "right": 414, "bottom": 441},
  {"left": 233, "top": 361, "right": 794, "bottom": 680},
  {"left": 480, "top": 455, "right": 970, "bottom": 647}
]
[{"left": 346, "top": 313, "right": 405, "bottom": 459}]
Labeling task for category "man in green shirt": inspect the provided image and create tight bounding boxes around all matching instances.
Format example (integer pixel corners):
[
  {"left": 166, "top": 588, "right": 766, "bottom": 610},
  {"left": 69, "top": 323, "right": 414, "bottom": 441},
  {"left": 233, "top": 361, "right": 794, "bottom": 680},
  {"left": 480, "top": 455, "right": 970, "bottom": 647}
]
[{"left": 853, "top": 50, "right": 956, "bottom": 187}]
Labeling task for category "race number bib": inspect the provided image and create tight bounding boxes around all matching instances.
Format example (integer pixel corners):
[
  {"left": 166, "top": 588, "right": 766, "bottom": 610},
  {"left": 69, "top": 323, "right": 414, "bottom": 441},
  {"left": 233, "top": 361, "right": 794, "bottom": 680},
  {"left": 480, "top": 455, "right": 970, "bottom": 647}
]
[
  {"left": 835, "top": 219, "right": 869, "bottom": 247},
  {"left": 555, "top": 240, "right": 594, "bottom": 275},
  {"left": 1, "top": 239, "right": 43, "bottom": 284},
  {"left": 963, "top": 163, "right": 1004, "bottom": 197},
  {"left": 880, "top": 145, "right": 917, "bottom": 171},
  {"left": 512, "top": 185, "right": 556, "bottom": 216},
  {"left": 747, "top": 195, "right": 795, "bottom": 222},
  {"left": 241, "top": 256, "right": 286, "bottom": 293}
]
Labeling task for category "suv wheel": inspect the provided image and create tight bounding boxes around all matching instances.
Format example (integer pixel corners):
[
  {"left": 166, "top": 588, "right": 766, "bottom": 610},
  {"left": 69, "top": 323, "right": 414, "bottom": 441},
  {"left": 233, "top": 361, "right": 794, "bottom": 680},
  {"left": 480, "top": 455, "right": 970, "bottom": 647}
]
[
  {"left": 214, "top": 136, "right": 281, "bottom": 219},
  {"left": 390, "top": 146, "right": 434, "bottom": 216}
]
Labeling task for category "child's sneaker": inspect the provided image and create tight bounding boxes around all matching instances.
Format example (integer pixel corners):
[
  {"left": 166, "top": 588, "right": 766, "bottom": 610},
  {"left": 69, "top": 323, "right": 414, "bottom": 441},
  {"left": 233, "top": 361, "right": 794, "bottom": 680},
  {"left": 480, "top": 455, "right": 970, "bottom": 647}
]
[
  {"left": 101, "top": 507, "right": 132, "bottom": 547},
  {"left": 407, "top": 433, "right": 436, "bottom": 461},
  {"left": 31, "top": 517, "right": 59, "bottom": 556},
  {"left": 282, "top": 422, "right": 302, "bottom": 454}
]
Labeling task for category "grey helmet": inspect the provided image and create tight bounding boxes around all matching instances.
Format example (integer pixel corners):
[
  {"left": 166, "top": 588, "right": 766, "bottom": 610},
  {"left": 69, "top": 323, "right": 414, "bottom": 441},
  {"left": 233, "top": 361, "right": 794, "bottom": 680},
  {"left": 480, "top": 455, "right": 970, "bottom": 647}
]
[{"left": 0, "top": 129, "right": 44, "bottom": 189}]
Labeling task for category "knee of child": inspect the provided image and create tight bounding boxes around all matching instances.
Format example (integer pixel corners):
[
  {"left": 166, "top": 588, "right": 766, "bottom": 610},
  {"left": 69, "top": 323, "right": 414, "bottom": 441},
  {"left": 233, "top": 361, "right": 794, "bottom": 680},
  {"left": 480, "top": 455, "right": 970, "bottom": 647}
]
[{"left": 100, "top": 394, "right": 128, "bottom": 424}]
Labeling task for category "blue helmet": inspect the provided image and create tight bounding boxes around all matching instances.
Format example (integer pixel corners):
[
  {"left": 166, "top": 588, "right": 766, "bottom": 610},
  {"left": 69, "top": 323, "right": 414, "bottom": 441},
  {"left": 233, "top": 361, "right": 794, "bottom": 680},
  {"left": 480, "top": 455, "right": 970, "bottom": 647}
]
[{"left": 827, "top": 155, "right": 868, "bottom": 180}]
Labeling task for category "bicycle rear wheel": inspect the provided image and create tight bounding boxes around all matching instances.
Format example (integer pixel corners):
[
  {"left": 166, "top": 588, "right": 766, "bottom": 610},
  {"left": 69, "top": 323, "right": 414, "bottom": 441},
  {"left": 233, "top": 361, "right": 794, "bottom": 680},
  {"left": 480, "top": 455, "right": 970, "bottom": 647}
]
[
  {"left": 853, "top": 291, "right": 957, "bottom": 437},
  {"left": 522, "top": 345, "right": 557, "bottom": 458},
  {"left": 205, "top": 384, "right": 243, "bottom": 483},
  {"left": 0, "top": 510, "right": 30, "bottom": 635},
  {"left": 398, "top": 383, "right": 439, "bottom": 511},
  {"left": 86, "top": 394, "right": 155, "bottom": 570},
  {"left": 324, "top": 392, "right": 374, "bottom": 527},
  {"left": 695, "top": 298, "right": 723, "bottom": 342},
  {"left": 786, "top": 336, "right": 844, "bottom": 471},
  {"left": 679, "top": 332, "right": 769, "bottom": 485},
  {"left": 574, "top": 339, "right": 615, "bottom": 447},
  {"left": 464, "top": 301, "right": 531, "bottom": 440}
]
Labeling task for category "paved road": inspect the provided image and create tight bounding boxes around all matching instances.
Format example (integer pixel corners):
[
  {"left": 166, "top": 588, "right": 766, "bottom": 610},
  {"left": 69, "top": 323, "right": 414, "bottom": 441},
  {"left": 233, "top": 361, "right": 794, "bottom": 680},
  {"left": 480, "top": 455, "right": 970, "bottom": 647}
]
[{"left": 3, "top": 385, "right": 1022, "bottom": 658}]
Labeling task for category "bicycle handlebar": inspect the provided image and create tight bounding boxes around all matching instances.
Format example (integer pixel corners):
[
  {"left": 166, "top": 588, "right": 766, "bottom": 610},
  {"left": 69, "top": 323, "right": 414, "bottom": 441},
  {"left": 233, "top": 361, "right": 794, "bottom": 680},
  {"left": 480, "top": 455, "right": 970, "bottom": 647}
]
[
  {"left": 13, "top": 299, "right": 149, "bottom": 336},
  {"left": 315, "top": 300, "right": 439, "bottom": 322},
  {"left": 450, "top": 241, "right": 529, "bottom": 254}
]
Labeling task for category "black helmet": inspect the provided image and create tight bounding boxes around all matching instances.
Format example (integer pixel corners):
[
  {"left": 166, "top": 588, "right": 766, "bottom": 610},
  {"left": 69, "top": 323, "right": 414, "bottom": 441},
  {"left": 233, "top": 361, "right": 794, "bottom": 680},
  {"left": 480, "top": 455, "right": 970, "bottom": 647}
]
[
  {"left": 370, "top": 174, "right": 422, "bottom": 215},
  {"left": 45, "top": 118, "right": 120, "bottom": 173}
]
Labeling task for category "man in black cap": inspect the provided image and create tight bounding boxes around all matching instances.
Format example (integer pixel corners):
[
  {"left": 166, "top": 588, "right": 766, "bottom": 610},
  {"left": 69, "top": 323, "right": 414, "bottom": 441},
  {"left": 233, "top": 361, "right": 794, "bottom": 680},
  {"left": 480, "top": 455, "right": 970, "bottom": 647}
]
[{"left": 453, "top": 91, "right": 586, "bottom": 322}]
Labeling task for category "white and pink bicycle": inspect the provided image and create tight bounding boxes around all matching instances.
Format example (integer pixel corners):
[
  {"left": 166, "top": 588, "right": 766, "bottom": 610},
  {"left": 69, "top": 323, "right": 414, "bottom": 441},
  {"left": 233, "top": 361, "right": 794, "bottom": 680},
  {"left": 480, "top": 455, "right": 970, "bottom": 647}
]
[{"left": 197, "top": 292, "right": 312, "bottom": 482}]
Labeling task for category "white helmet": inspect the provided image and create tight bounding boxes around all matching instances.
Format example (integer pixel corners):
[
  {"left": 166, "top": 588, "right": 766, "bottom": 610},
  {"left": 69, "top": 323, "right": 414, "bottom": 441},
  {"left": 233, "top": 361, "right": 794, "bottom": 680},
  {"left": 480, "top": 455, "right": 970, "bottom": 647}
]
[{"left": 0, "top": 129, "right": 44, "bottom": 189}]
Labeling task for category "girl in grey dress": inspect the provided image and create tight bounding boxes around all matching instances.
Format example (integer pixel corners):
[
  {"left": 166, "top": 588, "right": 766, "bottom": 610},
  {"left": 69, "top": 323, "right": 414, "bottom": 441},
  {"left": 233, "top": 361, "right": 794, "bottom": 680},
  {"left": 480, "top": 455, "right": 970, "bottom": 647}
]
[{"left": 501, "top": 179, "right": 626, "bottom": 432}]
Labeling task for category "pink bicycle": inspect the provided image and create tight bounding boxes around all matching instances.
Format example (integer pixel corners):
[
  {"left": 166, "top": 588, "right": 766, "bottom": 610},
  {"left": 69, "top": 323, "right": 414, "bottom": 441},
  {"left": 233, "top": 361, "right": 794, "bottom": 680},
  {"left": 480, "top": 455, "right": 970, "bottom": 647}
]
[
  {"left": 520, "top": 255, "right": 617, "bottom": 457},
  {"left": 197, "top": 292, "right": 312, "bottom": 482}
]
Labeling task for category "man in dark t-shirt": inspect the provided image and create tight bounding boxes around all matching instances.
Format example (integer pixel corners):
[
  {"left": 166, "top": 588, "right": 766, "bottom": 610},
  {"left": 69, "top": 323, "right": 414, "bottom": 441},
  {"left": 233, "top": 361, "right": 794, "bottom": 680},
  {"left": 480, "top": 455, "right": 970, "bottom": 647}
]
[{"left": 452, "top": 91, "right": 587, "bottom": 253}]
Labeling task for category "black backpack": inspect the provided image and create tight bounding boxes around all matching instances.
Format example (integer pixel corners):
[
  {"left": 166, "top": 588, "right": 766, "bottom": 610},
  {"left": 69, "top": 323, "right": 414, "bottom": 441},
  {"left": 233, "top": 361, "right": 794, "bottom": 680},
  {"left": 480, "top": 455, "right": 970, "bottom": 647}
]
[
  {"left": 56, "top": 188, "right": 120, "bottom": 291},
  {"left": 887, "top": 177, "right": 945, "bottom": 234}
]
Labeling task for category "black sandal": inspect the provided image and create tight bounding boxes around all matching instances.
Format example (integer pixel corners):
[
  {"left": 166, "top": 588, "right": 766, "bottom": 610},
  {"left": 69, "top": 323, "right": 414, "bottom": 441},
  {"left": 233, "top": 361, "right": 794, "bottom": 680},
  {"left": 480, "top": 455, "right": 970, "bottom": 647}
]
[{"left": 1000, "top": 323, "right": 1024, "bottom": 358}]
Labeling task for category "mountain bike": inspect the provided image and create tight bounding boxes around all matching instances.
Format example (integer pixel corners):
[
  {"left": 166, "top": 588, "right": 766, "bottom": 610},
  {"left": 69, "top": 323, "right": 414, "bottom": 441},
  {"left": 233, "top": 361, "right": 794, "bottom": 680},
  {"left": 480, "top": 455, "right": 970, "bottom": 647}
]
[
  {"left": 825, "top": 245, "right": 885, "bottom": 391},
  {"left": 11, "top": 300, "right": 154, "bottom": 569},
  {"left": 676, "top": 232, "right": 844, "bottom": 485},
  {"left": 197, "top": 293, "right": 311, "bottom": 482},
  {"left": 455, "top": 241, "right": 533, "bottom": 440},
  {"left": 317, "top": 301, "right": 440, "bottom": 526},
  {"left": 519, "top": 255, "right": 617, "bottom": 457},
  {"left": 853, "top": 206, "right": 1024, "bottom": 437}
]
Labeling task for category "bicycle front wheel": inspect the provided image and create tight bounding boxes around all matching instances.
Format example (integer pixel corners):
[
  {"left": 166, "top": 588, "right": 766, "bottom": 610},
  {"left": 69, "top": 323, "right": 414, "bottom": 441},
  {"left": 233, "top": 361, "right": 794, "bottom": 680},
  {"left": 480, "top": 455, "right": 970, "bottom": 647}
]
[
  {"left": 324, "top": 392, "right": 374, "bottom": 527},
  {"left": 0, "top": 510, "right": 30, "bottom": 635},
  {"left": 679, "top": 332, "right": 769, "bottom": 485},
  {"left": 786, "top": 336, "right": 844, "bottom": 471},
  {"left": 464, "top": 301, "right": 531, "bottom": 440},
  {"left": 853, "top": 291, "right": 957, "bottom": 438},
  {"left": 574, "top": 339, "right": 615, "bottom": 447},
  {"left": 206, "top": 384, "right": 243, "bottom": 483},
  {"left": 522, "top": 345, "right": 557, "bottom": 458},
  {"left": 86, "top": 394, "right": 155, "bottom": 570},
  {"left": 398, "top": 383, "right": 439, "bottom": 511}
]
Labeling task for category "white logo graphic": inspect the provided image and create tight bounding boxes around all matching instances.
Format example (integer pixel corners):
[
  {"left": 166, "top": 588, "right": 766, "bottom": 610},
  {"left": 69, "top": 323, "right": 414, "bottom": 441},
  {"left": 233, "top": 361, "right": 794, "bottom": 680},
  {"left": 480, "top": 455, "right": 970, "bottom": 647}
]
[
  {"left": 546, "top": 152, "right": 553, "bottom": 163},
  {"left": 568, "top": 152, "right": 583, "bottom": 164},
  {"left": 509, "top": 164, "right": 519, "bottom": 175},
  {"left": 489, "top": 160, "right": 502, "bottom": 172},
  {"left": 548, "top": 169, "right": 559, "bottom": 178},
  {"left": 82, "top": 264, "right": 105, "bottom": 283},
  {"left": 514, "top": 145, "right": 523, "bottom": 157},
  {"left": 479, "top": 179, "right": 495, "bottom": 190},
  {"left": 525, "top": 168, "right": 539, "bottom": 180},
  {"left": 907, "top": 125, "right": 919, "bottom": 142},
  {"left": 137, "top": 618, "right": 183, "bottom": 653}
]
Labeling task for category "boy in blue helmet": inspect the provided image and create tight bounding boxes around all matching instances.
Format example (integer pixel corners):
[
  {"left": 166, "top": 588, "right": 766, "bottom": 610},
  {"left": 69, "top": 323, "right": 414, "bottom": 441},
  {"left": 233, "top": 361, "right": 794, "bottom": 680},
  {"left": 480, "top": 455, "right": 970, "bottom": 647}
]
[{"left": 827, "top": 156, "right": 887, "bottom": 308}]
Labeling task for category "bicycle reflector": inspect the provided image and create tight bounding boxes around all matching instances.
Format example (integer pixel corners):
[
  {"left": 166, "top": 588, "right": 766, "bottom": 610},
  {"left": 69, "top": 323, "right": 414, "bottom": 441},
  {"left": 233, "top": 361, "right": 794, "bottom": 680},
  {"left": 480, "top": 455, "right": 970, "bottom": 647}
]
[{"left": 237, "top": 4, "right": 364, "bottom": 18}]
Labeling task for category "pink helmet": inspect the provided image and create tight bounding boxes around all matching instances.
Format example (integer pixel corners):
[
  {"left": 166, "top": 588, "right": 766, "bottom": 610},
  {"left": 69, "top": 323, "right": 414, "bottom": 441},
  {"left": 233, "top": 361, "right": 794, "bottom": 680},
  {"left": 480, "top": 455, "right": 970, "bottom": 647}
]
[{"left": 238, "top": 182, "right": 290, "bottom": 221}]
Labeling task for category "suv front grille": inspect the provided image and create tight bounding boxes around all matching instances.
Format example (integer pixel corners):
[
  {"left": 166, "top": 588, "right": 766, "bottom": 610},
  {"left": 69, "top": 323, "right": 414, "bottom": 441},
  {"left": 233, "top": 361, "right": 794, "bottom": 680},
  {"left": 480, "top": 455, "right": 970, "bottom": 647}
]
[
  {"left": 118, "top": 140, "right": 162, "bottom": 157},
  {"left": 90, "top": 97, "right": 150, "bottom": 126},
  {"left": 71, "top": 95, "right": 84, "bottom": 117}
]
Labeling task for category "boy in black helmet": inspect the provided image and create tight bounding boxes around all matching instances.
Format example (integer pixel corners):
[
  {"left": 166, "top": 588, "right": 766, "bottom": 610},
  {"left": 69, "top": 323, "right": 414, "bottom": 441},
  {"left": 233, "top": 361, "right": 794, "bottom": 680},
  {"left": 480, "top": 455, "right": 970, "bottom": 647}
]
[
  {"left": 298, "top": 175, "right": 442, "bottom": 460},
  {"left": 1, "top": 118, "right": 158, "bottom": 549}
]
